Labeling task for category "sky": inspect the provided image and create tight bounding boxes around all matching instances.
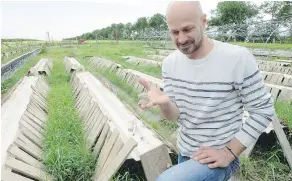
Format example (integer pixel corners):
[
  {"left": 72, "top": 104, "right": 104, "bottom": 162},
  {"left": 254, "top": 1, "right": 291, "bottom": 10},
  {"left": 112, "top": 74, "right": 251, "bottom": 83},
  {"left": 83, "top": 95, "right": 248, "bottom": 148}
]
[{"left": 1, "top": 0, "right": 262, "bottom": 40}]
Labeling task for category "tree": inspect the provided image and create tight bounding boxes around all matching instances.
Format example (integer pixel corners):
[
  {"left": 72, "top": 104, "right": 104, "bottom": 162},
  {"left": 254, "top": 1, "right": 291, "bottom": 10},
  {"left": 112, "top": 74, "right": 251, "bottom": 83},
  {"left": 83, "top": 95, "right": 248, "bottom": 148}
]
[
  {"left": 123, "top": 22, "right": 133, "bottom": 39},
  {"left": 134, "top": 17, "right": 148, "bottom": 32},
  {"left": 260, "top": 1, "right": 292, "bottom": 21},
  {"left": 208, "top": 1, "right": 258, "bottom": 26},
  {"left": 149, "top": 13, "right": 167, "bottom": 30}
]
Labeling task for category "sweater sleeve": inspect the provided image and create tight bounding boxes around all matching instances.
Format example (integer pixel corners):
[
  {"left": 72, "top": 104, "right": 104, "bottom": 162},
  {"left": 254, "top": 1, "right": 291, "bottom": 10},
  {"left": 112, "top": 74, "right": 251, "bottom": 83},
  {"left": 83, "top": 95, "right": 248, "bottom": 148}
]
[{"left": 234, "top": 48, "right": 276, "bottom": 148}]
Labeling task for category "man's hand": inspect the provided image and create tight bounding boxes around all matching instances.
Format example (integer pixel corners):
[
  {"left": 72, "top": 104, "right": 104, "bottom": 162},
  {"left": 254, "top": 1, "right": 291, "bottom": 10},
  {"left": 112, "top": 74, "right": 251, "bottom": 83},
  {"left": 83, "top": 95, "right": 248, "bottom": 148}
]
[
  {"left": 193, "top": 146, "right": 235, "bottom": 168},
  {"left": 138, "top": 78, "right": 170, "bottom": 109}
]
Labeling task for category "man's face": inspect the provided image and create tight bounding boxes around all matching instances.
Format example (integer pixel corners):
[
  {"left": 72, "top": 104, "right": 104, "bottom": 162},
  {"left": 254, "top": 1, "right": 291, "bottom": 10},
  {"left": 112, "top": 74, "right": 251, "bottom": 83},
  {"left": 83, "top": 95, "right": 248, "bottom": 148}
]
[
  {"left": 169, "top": 23, "right": 204, "bottom": 54},
  {"left": 166, "top": 6, "right": 206, "bottom": 55}
]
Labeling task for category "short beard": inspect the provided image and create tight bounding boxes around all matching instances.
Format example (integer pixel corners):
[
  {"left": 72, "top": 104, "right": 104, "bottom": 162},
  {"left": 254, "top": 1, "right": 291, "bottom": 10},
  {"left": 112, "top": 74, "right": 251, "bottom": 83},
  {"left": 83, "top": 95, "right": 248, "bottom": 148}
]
[
  {"left": 177, "top": 28, "right": 204, "bottom": 55},
  {"left": 178, "top": 36, "right": 203, "bottom": 55}
]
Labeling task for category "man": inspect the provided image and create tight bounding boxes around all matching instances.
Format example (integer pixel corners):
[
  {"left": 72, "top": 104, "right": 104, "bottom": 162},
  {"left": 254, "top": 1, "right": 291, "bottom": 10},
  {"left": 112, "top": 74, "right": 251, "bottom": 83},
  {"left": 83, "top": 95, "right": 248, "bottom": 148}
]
[{"left": 138, "top": 1, "right": 276, "bottom": 181}]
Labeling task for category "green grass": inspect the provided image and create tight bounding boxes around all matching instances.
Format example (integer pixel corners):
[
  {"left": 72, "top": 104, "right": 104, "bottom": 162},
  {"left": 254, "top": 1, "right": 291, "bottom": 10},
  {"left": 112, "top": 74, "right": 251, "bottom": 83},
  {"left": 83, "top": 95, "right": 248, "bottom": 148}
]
[
  {"left": 230, "top": 42, "right": 292, "bottom": 50},
  {"left": 274, "top": 100, "right": 292, "bottom": 130},
  {"left": 110, "top": 171, "right": 144, "bottom": 181},
  {"left": 240, "top": 142, "right": 292, "bottom": 181},
  {"left": 1, "top": 48, "right": 46, "bottom": 95},
  {"left": 75, "top": 44, "right": 162, "bottom": 78},
  {"left": 42, "top": 47, "right": 95, "bottom": 180},
  {"left": 83, "top": 40, "right": 292, "bottom": 50}
]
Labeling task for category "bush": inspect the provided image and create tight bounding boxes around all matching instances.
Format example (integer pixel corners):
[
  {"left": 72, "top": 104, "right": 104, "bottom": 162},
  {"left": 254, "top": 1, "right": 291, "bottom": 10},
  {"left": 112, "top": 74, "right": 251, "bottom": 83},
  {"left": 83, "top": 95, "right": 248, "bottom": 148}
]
[{"left": 40, "top": 46, "right": 48, "bottom": 54}]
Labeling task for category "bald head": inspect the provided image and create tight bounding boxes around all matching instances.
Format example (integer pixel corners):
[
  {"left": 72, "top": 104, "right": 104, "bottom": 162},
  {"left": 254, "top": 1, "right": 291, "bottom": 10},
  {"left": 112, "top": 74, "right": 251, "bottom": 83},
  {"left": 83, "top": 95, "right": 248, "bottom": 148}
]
[
  {"left": 166, "top": 1, "right": 203, "bottom": 22},
  {"left": 165, "top": 1, "right": 207, "bottom": 56}
]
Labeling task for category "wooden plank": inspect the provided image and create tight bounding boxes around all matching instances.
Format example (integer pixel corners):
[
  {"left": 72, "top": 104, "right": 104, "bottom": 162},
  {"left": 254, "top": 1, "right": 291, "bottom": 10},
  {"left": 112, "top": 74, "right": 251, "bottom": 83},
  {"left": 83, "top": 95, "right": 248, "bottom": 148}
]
[
  {"left": 15, "top": 136, "right": 43, "bottom": 161},
  {"left": 140, "top": 144, "right": 173, "bottom": 181},
  {"left": 277, "top": 89, "right": 292, "bottom": 101},
  {"left": 272, "top": 118, "right": 292, "bottom": 169},
  {"left": 8, "top": 144, "right": 43, "bottom": 168},
  {"left": 31, "top": 94, "right": 47, "bottom": 110},
  {"left": 87, "top": 116, "right": 107, "bottom": 149},
  {"left": 93, "top": 123, "right": 110, "bottom": 157},
  {"left": 32, "top": 85, "right": 47, "bottom": 99},
  {"left": 270, "top": 87, "right": 280, "bottom": 99},
  {"left": 76, "top": 88, "right": 88, "bottom": 111},
  {"left": 270, "top": 74, "right": 280, "bottom": 84},
  {"left": 82, "top": 100, "right": 96, "bottom": 124},
  {"left": 22, "top": 114, "right": 44, "bottom": 132},
  {"left": 241, "top": 141, "right": 256, "bottom": 157},
  {"left": 31, "top": 90, "right": 47, "bottom": 106},
  {"left": 79, "top": 92, "right": 92, "bottom": 118},
  {"left": 77, "top": 90, "right": 89, "bottom": 113},
  {"left": 26, "top": 104, "right": 47, "bottom": 124},
  {"left": 86, "top": 110, "right": 102, "bottom": 134},
  {"left": 20, "top": 126, "right": 43, "bottom": 148},
  {"left": 75, "top": 87, "right": 87, "bottom": 108},
  {"left": 94, "top": 130, "right": 119, "bottom": 177},
  {"left": 1, "top": 169, "right": 34, "bottom": 181},
  {"left": 24, "top": 109, "right": 44, "bottom": 126},
  {"left": 84, "top": 106, "right": 100, "bottom": 128},
  {"left": 100, "top": 137, "right": 124, "bottom": 174},
  {"left": 96, "top": 138, "right": 138, "bottom": 181},
  {"left": 86, "top": 110, "right": 103, "bottom": 136},
  {"left": 20, "top": 120, "right": 43, "bottom": 139},
  {"left": 34, "top": 82, "right": 50, "bottom": 94},
  {"left": 24, "top": 111, "right": 47, "bottom": 123},
  {"left": 5, "top": 157, "right": 53, "bottom": 181}
]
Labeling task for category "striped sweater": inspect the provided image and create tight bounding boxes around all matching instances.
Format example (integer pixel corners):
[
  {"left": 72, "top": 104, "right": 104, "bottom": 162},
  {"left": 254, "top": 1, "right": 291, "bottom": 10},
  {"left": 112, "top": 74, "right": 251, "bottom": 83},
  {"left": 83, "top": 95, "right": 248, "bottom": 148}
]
[{"left": 162, "top": 40, "right": 276, "bottom": 157}]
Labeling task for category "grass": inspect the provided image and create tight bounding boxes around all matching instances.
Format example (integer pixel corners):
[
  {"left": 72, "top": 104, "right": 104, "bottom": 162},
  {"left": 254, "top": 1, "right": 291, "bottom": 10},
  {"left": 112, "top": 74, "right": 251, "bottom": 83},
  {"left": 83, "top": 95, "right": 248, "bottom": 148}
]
[
  {"left": 274, "top": 100, "right": 292, "bottom": 130},
  {"left": 1, "top": 47, "right": 45, "bottom": 95},
  {"left": 42, "top": 47, "right": 95, "bottom": 180},
  {"left": 14, "top": 44, "right": 289, "bottom": 180},
  {"left": 239, "top": 142, "right": 292, "bottom": 181},
  {"left": 229, "top": 42, "right": 292, "bottom": 50},
  {"left": 84, "top": 40, "right": 292, "bottom": 50},
  {"left": 75, "top": 44, "right": 162, "bottom": 78}
]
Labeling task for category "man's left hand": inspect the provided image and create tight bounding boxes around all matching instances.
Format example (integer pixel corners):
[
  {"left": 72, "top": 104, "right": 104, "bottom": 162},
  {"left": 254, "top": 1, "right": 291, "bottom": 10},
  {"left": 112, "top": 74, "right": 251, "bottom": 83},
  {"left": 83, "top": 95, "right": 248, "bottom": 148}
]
[{"left": 192, "top": 146, "right": 235, "bottom": 168}]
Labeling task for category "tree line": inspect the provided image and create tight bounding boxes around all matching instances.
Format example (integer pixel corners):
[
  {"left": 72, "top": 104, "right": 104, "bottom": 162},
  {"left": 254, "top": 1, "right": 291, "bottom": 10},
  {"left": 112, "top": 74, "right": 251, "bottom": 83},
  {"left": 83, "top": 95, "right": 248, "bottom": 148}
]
[{"left": 65, "top": 1, "right": 291, "bottom": 41}]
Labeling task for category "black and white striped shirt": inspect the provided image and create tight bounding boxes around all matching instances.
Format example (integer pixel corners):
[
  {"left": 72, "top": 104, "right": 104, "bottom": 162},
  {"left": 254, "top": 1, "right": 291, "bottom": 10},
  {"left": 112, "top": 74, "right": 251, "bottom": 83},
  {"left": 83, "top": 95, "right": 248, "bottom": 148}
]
[{"left": 162, "top": 40, "right": 276, "bottom": 157}]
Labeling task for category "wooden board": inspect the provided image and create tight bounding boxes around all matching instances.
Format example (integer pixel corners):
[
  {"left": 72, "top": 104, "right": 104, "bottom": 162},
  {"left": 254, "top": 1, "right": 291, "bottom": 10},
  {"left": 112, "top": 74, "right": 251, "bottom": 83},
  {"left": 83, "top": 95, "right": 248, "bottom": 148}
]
[
  {"left": 94, "top": 130, "right": 119, "bottom": 177},
  {"left": 93, "top": 123, "right": 110, "bottom": 157},
  {"left": 87, "top": 114, "right": 106, "bottom": 148},
  {"left": 8, "top": 144, "right": 43, "bottom": 168},
  {"left": 5, "top": 156, "right": 53, "bottom": 181},
  {"left": 1, "top": 168, "right": 34, "bottom": 181},
  {"left": 20, "top": 120, "right": 43, "bottom": 140},
  {"left": 272, "top": 118, "right": 292, "bottom": 169},
  {"left": 95, "top": 138, "right": 138, "bottom": 181},
  {"left": 140, "top": 144, "right": 173, "bottom": 181},
  {"left": 15, "top": 134, "right": 43, "bottom": 161},
  {"left": 100, "top": 137, "right": 124, "bottom": 174},
  {"left": 19, "top": 126, "right": 43, "bottom": 148}
]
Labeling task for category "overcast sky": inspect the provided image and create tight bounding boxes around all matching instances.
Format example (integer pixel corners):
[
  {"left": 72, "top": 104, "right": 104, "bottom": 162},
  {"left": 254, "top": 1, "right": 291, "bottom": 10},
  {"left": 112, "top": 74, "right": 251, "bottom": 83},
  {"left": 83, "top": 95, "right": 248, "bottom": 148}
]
[{"left": 1, "top": 0, "right": 263, "bottom": 40}]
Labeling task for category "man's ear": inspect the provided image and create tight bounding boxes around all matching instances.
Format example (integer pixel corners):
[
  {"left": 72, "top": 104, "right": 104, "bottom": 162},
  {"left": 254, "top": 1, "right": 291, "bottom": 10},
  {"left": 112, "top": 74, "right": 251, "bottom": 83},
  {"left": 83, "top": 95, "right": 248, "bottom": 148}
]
[{"left": 202, "top": 14, "right": 207, "bottom": 29}]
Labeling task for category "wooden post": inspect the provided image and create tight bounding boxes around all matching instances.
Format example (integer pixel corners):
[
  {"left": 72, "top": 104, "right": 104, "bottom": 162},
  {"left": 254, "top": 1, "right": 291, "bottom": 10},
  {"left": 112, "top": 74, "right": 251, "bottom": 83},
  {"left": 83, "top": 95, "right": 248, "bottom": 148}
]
[
  {"left": 272, "top": 117, "right": 292, "bottom": 169},
  {"left": 96, "top": 32, "right": 98, "bottom": 52}
]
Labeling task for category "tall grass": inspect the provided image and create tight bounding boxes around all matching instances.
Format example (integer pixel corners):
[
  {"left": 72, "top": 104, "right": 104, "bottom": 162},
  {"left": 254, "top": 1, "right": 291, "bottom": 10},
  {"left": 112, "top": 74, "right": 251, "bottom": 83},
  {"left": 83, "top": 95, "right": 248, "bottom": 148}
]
[
  {"left": 274, "top": 100, "right": 292, "bottom": 130},
  {"left": 43, "top": 48, "right": 95, "bottom": 180}
]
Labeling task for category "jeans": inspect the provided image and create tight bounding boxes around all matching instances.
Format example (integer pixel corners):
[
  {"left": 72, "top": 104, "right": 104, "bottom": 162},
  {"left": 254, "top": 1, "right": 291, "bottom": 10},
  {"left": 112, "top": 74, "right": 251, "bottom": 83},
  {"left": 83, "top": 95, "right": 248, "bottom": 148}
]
[{"left": 156, "top": 153, "right": 240, "bottom": 181}]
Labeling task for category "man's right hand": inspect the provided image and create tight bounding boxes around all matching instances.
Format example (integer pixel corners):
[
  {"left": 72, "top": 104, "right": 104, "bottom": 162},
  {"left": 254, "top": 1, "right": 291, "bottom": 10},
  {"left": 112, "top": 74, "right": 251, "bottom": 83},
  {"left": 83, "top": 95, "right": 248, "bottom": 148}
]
[{"left": 138, "top": 78, "right": 170, "bottom": 109}]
